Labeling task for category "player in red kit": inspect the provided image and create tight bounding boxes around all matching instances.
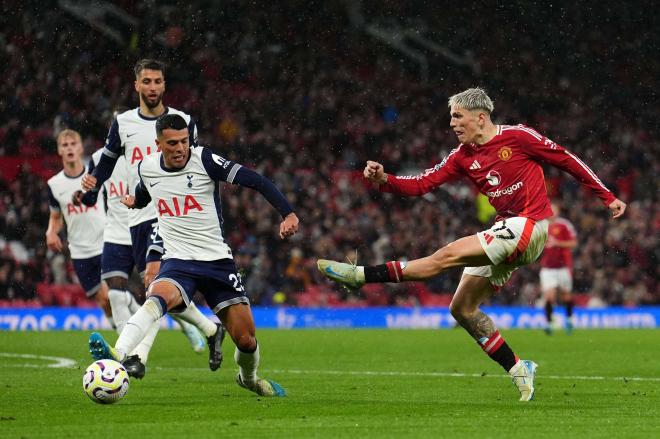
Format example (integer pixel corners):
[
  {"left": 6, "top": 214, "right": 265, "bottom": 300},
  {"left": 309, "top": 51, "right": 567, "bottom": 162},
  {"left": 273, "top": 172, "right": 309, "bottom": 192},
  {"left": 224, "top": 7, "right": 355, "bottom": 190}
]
[
  {"left": 540, "top": 201, "right": 577, "bottom": 334},
  {"left": 318, "top": 88, "right": 626, "bottom": 402}
]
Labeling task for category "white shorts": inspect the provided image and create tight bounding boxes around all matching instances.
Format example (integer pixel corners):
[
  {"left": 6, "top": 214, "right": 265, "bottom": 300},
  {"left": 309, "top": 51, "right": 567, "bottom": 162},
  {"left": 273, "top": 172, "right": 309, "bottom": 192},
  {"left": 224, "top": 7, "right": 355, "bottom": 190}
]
[
  {"left": 540, "top": 267, "right": 573, "bottom": 292},
  {"left": 463, "top": 217, "right": 549, "bottom": 287}
]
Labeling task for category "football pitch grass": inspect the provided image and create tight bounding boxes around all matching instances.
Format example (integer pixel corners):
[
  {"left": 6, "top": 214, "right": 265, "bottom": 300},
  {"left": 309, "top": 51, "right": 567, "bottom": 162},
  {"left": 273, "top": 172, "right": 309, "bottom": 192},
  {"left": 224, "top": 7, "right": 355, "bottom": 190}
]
[{"left": 1, "top": 328, "right": 658, "bottom": 438}]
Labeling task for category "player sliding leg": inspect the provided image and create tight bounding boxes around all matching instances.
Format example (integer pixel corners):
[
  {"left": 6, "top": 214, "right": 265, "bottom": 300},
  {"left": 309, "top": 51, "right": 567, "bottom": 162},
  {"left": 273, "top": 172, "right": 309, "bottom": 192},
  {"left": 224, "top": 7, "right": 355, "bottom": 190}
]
[
  {"left": 319, "top": 231, "right": 540, "bottom": 401},
  {"left": 109, "top": 258, "right": 225, "bottom": 379},
  {"left": 93, "top": 299, "right": 225, "bottom": 379},
  {"left": 89, "top": 277, "right": 283, "bottom": 397}
]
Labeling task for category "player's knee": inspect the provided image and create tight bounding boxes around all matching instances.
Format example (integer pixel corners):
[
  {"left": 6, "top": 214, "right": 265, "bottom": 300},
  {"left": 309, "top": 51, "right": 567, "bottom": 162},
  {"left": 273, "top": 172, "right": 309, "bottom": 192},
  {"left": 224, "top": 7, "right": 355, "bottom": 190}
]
[
  {"left": 449, "top": 300, "right": 478, "bottom": 323},
  {"left": 234, "top": 333, "right": 257, "bottom": 352},
  {"left": 449, "top": 301, "right": 464, "bottom": 321}
]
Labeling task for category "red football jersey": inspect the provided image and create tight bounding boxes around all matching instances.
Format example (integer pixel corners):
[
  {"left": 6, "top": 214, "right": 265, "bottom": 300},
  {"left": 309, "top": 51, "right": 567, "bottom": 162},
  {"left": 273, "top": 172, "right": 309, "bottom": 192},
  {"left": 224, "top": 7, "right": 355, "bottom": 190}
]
[
  {"left": 380, "top": 124, "right": 616, "bottom": 221},
  {"left": 540, "top": 217, "right": 577, "bottom": 269}
]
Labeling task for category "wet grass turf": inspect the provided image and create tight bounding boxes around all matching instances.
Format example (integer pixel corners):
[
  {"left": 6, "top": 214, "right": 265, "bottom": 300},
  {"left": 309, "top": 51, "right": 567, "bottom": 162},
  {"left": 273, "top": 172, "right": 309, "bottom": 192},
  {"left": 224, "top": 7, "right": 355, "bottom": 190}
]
[{"left": 0, "top": 328, "right": 658, "bottom": 438}]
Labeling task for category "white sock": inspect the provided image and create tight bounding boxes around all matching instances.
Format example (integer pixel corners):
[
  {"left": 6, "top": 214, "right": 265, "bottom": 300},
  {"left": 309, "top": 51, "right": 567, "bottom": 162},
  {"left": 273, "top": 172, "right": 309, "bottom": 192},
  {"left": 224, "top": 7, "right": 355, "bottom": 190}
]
[
  {"left": 235, "top": 344, "right": 260, "bottom": 385},
  {"left": 171, "top": 314, "right": 194, "bottom": 333},
  {"left": 115, "top": 298, "right": 162, "bottom": 362},
  {"left": 131, "top": 320, "right": 160, "bottom": 365},
  {"left": 508, "top": 359, "right": 523, "bottom": 375},
  {"left": 127, "top": 293, "right": 140, "bottom": 313},
  {"left": 356, "top": 266, "right": 366, "bottom": 282},
  {"left": 171, "top": 302, "right": 217, "bottom": 337},
  {"left": 108, "top": 289, "right": 132, "bottom": 334}
]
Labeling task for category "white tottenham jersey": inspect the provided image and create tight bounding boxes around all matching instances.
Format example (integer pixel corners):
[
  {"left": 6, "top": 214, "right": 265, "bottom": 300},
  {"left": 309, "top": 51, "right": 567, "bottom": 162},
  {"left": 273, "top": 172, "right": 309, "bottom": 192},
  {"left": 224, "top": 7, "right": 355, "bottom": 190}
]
[
  {"left": 91, "top": 149, "right": 131, "bottom": 245},
  {"left": 102, "top": 107, "right": 198, "bottom": 227},
  {"left": 137, "top": 146, "right": 239, "bottom": 261},
  {"left": 47, "top": 170, "right": 105, "bottom": 259}
]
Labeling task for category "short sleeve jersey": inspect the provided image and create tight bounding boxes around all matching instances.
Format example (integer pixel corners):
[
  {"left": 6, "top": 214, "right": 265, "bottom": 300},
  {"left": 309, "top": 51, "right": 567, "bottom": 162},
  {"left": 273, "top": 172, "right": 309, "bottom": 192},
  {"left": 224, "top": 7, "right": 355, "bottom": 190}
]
[
  {"left": 90, "top": 149, "right": 131, "bottom": 245},
  {"left": 136, "top": 146, "right": 241, "bottom": 261},
  {"left": 101, "top": 107, "right": 197, "bottom": 227},
  {"left": 47, "top": 170, "right": 105, "bottom": 259}
]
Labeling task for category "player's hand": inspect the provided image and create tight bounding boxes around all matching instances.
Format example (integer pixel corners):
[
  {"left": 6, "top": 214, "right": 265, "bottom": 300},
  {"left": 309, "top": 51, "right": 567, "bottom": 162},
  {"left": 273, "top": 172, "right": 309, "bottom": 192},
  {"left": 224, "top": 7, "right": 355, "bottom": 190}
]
[
  {"left": 609, "top": 199, "right": 626, "bottom": 219},
  {"left": 81, "top": 174, "right": 97, "bottom": 191},
  {"left": 45, "top": 231, "right": 63, "bottom": 253},
  {"left": 71, "top": 190, "right": 84, "bottom": 206},
  {"left": 280, "top": 213, "right": 299, "bottom": 239},
  {"left": 144, "top": 261, "right": 161, "bottom": 289},
  {"left": 363, "top": 161, "right": 388, "bottom": 184},
  {"left": 121, "top": 195, "right": 136, "bottom": 209},
  {"left": 545, "top": 235, "right": 557, "bottom": 247}
]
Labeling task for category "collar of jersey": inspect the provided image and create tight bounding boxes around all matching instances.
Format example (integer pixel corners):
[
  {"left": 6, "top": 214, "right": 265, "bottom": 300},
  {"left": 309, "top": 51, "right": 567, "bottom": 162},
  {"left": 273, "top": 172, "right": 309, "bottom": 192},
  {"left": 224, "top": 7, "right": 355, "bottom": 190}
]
[
  {"left": 138, "top": 107, "right": 169, "bottom": 121},
  {"left": 159, "top": 150, "right": 192, "bottom": 173},
  {"left": 63, "top": 168, "right": 85, "bottom": 179}
]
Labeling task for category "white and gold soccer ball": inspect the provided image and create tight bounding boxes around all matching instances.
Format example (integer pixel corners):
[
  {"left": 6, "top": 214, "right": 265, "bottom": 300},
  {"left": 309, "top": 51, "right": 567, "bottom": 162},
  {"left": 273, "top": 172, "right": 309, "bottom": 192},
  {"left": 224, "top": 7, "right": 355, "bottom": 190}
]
[{"left": 82, "top": 359, "right": 129, "bottom": 404}]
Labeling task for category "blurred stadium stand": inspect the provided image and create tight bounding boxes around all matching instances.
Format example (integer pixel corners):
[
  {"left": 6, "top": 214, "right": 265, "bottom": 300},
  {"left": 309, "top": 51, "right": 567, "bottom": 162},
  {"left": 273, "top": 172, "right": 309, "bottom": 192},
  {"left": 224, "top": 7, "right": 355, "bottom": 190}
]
[{"left": 0, "top": 1, "right": 657, "bottom": 308}]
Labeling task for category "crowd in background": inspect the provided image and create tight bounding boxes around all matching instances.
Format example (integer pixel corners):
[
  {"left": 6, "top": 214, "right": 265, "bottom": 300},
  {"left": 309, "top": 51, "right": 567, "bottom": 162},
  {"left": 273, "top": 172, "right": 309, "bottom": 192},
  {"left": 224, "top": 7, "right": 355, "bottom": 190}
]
[{"left": 0, "top": 0, "right": 657, "bottom": 307}]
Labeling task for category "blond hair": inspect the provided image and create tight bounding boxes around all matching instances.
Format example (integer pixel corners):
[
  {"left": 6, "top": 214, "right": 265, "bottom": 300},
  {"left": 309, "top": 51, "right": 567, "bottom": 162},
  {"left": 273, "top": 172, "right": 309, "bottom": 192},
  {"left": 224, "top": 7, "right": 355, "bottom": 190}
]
[
  {"left": 448, "top": 87, "right": 494, "bottom": 114},
  {"left": 56, "top": 129, "right": 81, "bottom": 145}
]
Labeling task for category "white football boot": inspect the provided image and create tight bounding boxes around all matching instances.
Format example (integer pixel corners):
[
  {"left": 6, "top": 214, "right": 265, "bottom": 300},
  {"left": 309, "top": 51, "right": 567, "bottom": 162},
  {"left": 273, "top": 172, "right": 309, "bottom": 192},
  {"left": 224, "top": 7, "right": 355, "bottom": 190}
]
[
  {"left": 509, "top": 359, "right": 538, "bottom": 401},
  {"left": 317, "top": 259, "right": 364, "bottom": 289}
]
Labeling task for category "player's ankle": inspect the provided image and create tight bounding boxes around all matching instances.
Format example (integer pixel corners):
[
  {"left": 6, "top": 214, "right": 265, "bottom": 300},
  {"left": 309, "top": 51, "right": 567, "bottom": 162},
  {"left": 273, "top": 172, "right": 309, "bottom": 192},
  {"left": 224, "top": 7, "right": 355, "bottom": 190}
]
[{"left": 364, "top": 261, "right": 403, "bottom": 283}]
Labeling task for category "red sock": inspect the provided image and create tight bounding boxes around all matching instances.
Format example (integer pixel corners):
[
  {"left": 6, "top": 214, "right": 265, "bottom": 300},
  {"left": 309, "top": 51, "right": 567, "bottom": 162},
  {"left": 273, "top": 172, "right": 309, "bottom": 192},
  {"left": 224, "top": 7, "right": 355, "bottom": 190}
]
[{"left": 385, "top": 261, "right": 404, "bottom": 282}]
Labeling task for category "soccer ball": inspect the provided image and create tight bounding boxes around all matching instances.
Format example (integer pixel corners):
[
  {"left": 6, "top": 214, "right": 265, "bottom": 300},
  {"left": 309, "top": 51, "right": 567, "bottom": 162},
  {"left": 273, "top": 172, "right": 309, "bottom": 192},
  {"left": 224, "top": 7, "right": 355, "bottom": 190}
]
[{"left": 82, "top": 359, "right": 130, "bottom": 404}]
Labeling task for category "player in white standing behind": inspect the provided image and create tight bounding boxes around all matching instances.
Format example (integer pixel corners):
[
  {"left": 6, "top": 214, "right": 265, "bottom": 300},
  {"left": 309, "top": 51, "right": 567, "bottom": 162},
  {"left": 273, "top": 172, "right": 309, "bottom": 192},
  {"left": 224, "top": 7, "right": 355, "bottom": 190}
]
[
  {"left": 318, "top": 88, "right": 626, "bottom": 401},
  {"left": 88, "top": 113, "right": 299, "bottom": 397},
  {"left": 79, "top": 59, "right": 224, "bottom": 377},
  {"left": 46, "top": 130, "right": 110, "bottom": 322},
  {"left": 539, "top": 201, "right": 578, "bottom": 334}
]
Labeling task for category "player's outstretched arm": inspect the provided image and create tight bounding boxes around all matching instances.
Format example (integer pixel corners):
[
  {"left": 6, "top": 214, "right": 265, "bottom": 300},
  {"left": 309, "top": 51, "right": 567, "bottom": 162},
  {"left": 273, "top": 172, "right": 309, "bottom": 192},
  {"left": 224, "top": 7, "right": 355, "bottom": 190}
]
[
  {"left": 232, "top": 167, "right": 296, "bottom": 220},
  {"left": 201, "top": 148, "right": 298, "bottom": 229},
  {"left": 374, "top": 151, "right": 459, "bottom": 196},
  {"left": 609, "top": 199, "right": 626, "bottom": 219},
  {"left": 363, "top": 161, "right": 388, "bottom": 184}
]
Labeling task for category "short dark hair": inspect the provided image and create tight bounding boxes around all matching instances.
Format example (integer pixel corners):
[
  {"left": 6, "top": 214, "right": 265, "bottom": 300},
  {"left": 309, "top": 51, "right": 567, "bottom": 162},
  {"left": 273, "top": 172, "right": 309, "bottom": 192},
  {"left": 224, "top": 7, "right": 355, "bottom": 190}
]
[
  {"left": 156, "top": 114, "right": 188, "bottom": 137},
  {"left": 134, "top": 59, "right": 165, "bottom": 78}
]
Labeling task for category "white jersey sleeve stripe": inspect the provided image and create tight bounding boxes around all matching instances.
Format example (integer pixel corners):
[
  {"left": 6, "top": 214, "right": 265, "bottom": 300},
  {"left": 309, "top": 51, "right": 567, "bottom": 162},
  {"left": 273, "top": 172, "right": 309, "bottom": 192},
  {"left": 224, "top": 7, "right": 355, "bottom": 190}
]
[
  {"left": 226, "top": 164, "right": 242, "bottom": 184},
  {"left": 501, "top": 125, "right": 544, "bottom": 141},
  {"left": 564, "top": 150, "right": 610, "bottom": 191},
  {"left": 516, "top": 125, "right": 543, "bottom": 141},
  {"left": 103, "top": 147, "right": 120, "bottom": 159}
]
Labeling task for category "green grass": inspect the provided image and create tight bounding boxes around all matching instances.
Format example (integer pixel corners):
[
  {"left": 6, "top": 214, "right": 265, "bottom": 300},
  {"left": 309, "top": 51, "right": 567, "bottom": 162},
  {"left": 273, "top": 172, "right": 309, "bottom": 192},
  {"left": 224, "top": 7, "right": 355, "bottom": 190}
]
[{"left": 0, "top": 329, "right": 658, "bottom": 438}]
